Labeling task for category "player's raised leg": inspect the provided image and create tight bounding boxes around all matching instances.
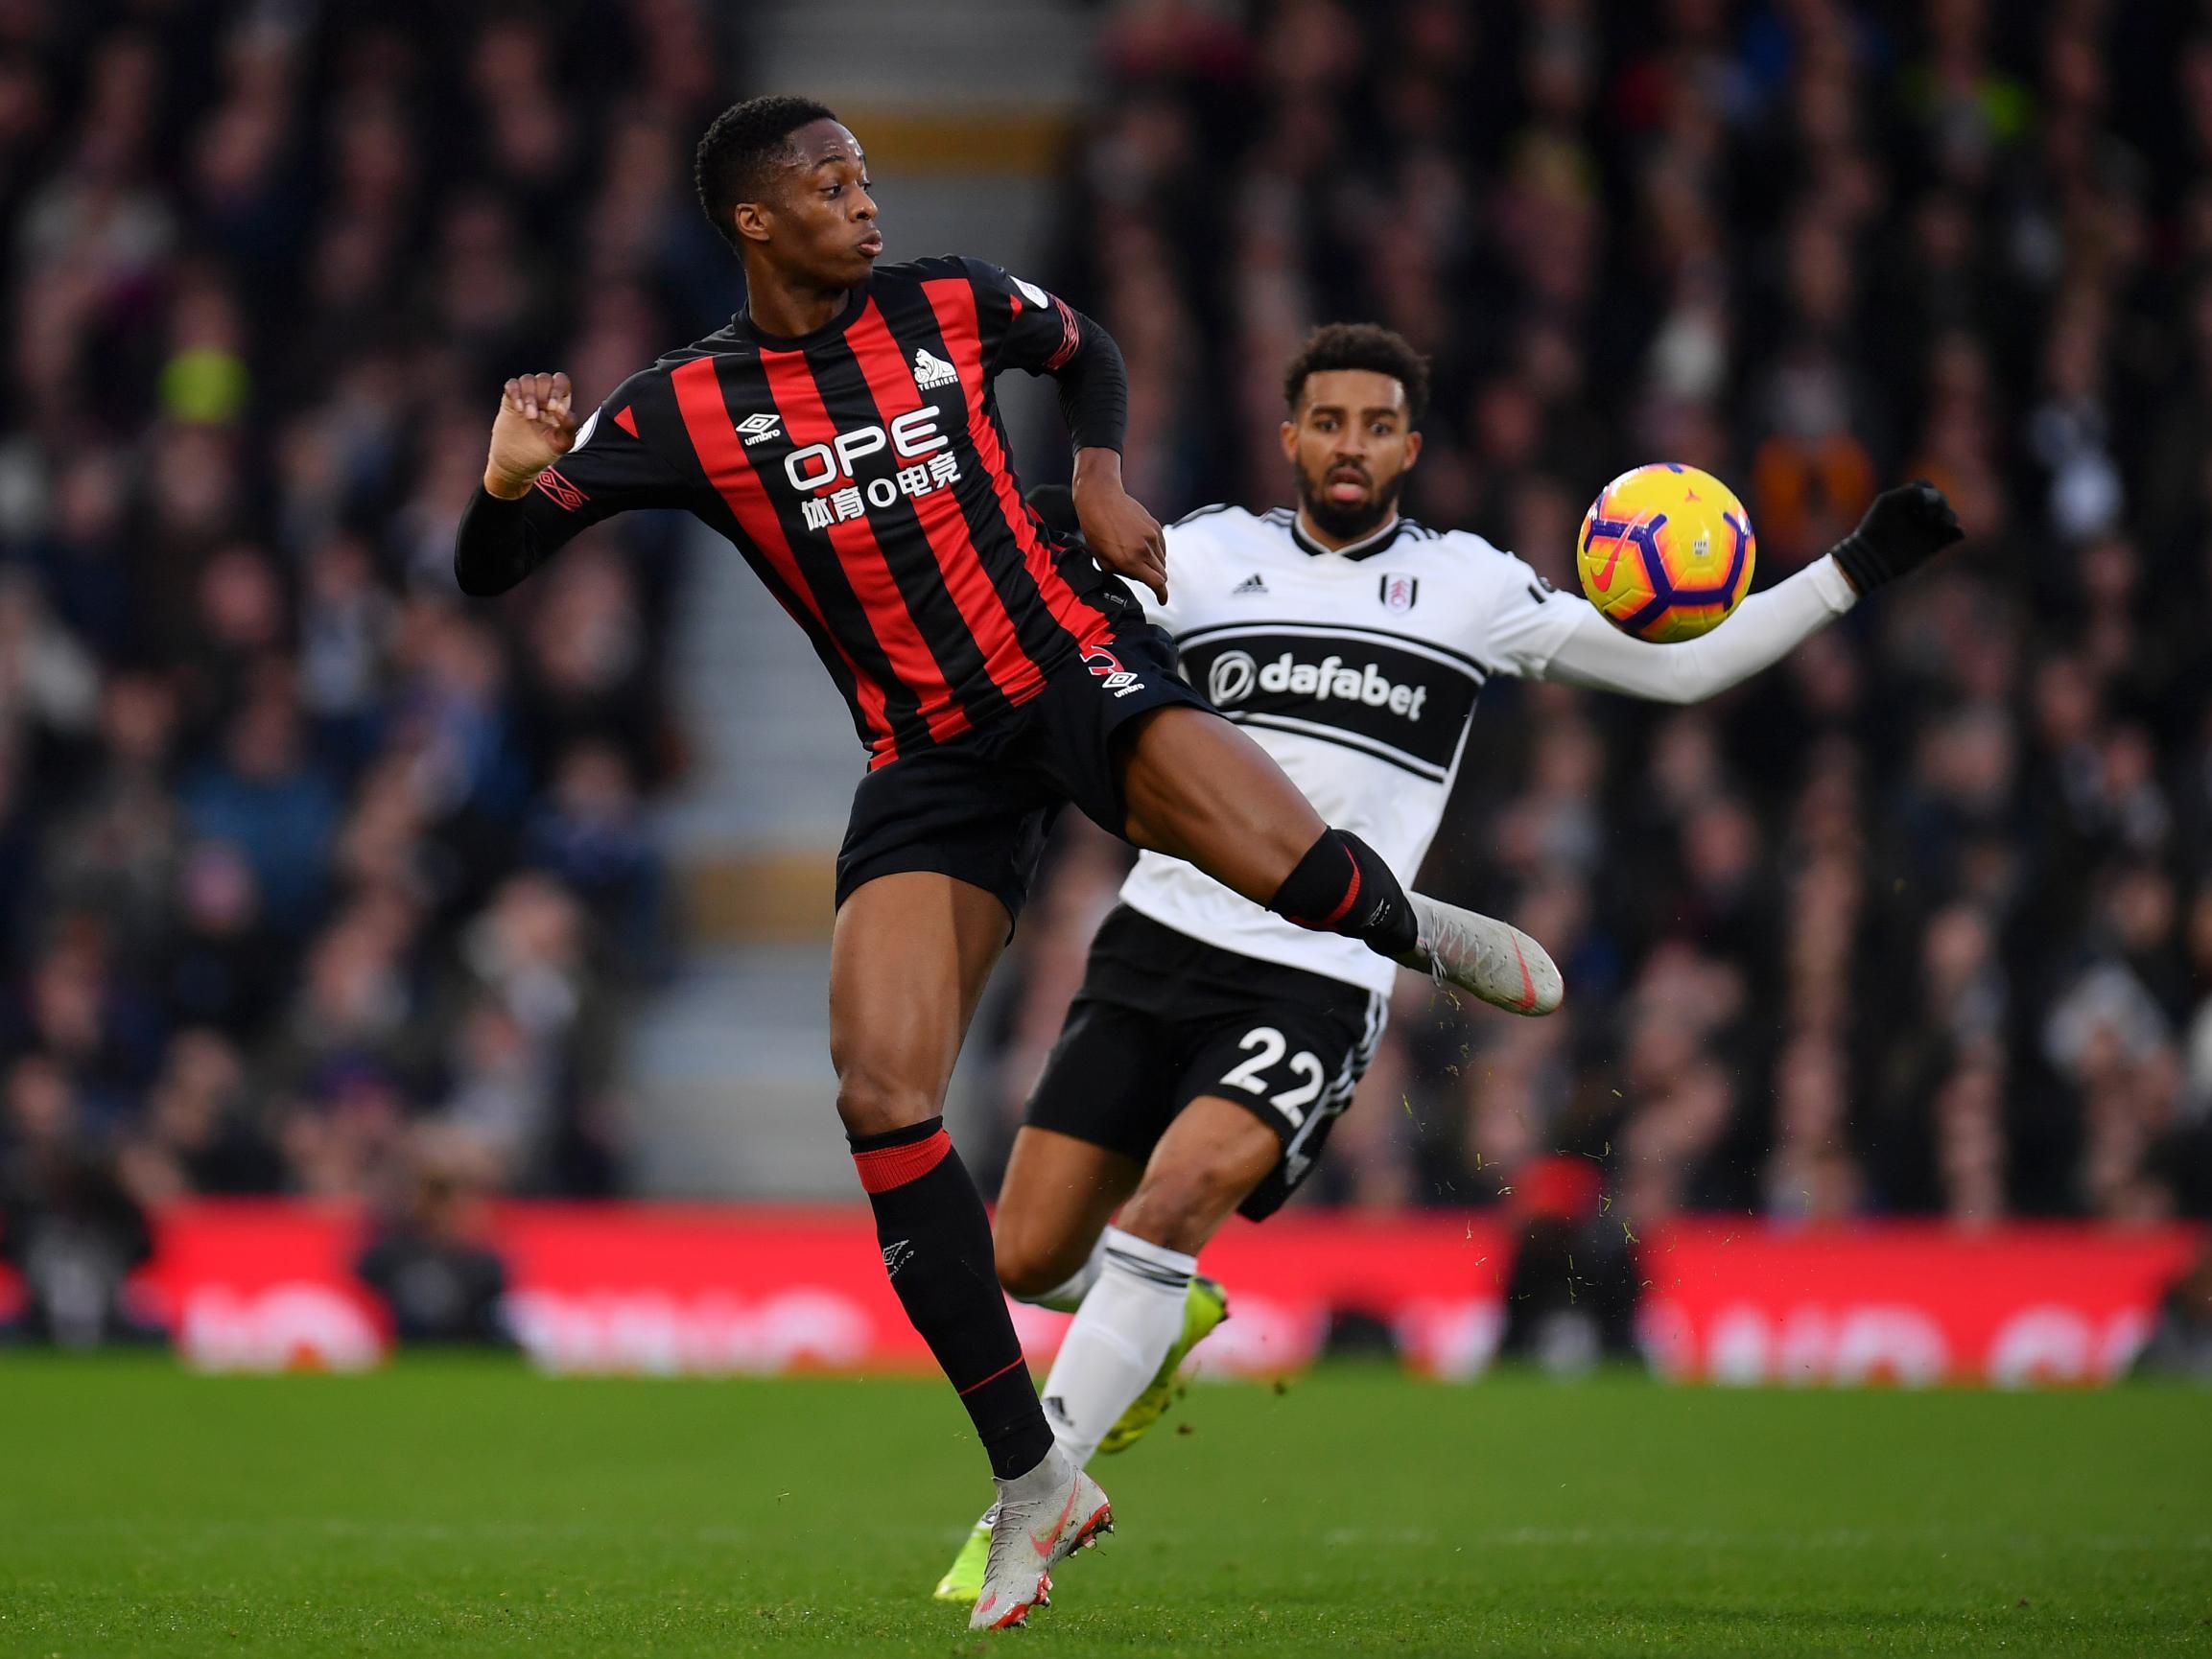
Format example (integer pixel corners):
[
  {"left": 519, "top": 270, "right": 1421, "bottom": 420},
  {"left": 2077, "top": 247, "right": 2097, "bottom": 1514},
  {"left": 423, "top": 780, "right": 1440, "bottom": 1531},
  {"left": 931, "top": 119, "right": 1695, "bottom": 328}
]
[
  {"left": 1115, "top": 705, "right": 1563, "bottom": 1016},
  {"left": 829, "top": 874, "right": 1110, "bottom": 1629}
]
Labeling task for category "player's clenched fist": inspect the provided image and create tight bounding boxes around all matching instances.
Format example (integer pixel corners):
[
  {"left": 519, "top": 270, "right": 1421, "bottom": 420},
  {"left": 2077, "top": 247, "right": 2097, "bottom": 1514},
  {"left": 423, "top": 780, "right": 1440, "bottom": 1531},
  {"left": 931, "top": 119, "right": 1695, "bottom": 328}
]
[{"left": 483, "top": 371, "right": 578, "bottom": 499}]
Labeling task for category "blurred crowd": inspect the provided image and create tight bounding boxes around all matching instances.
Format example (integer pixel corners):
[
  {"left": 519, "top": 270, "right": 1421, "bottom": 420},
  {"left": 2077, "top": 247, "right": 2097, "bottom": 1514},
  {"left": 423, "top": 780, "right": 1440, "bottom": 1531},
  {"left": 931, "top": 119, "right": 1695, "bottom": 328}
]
[
  {"left": 0, "top": 0, "right": 738, "bottom": 1320},
  {"left": 982, "top": 0, "right": 2212, "bottom": 1226},
  {"left": 4, "top": 0, "right": 2209, "bottom": 1297}
]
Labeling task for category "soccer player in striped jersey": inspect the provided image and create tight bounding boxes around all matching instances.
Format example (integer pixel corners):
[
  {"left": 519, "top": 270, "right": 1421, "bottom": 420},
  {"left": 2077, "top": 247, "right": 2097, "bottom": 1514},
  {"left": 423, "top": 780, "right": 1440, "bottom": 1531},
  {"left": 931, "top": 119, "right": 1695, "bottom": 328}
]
[
  {"left": 455, "top": 101, "right": 1560, "bottom": 1630},
  {"left": 930, "top": 324, "right": 1964, "bottom": 1602}
]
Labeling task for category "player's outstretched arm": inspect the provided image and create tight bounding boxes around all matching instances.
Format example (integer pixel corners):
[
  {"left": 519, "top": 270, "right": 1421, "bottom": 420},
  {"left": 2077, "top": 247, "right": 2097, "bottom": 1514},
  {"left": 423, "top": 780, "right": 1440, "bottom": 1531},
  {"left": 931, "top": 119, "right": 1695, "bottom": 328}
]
[
  {"left": 455, "top": 369, "right": 696, "bottom": 597},
  {"left": 1538, "top": 481, "right": 1964, "bottom": 704}
]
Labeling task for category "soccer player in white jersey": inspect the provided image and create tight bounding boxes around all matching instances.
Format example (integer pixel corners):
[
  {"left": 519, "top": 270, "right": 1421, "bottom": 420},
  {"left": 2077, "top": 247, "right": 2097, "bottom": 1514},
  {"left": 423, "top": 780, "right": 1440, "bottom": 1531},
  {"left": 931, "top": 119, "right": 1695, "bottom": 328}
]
[{"left": 933, "top": 323, "right": 1962, "bottom": 1600}]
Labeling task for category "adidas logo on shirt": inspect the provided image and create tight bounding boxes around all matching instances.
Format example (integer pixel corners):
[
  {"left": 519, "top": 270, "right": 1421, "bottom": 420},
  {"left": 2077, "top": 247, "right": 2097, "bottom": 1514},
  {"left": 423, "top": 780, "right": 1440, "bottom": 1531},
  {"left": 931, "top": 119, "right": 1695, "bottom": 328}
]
[
  {"left": 1233, "top": 572, "right": 1268, "bottom": 596},
  {"left": 912, "top": 348, "right": 958, "bottom": 389}
]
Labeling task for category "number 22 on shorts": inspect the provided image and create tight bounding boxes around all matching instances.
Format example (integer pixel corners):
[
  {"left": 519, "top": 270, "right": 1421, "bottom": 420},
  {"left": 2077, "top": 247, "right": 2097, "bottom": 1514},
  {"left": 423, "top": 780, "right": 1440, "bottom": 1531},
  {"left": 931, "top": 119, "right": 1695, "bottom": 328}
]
[{"left": 1219, "top": 1026, "right": 1326, "bottom": 1126}]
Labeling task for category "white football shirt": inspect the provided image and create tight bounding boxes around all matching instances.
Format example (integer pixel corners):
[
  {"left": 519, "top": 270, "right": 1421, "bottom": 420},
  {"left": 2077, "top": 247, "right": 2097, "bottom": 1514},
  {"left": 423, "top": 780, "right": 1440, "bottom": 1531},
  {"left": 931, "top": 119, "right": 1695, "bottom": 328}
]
[{"left": 1119, "top": 506, "right": 1586, "bottom": 995}]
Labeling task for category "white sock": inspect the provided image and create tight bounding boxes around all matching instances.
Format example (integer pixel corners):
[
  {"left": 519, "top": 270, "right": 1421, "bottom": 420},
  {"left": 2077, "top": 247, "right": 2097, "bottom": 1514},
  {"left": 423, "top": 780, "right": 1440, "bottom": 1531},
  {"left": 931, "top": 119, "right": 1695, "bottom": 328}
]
[
  {"left": 1038, "top": 1226, "right": 1195, "bottom": 1466},
  {"left": 1016, "top": 1233, "right": 1105, "bottom": 1314}
]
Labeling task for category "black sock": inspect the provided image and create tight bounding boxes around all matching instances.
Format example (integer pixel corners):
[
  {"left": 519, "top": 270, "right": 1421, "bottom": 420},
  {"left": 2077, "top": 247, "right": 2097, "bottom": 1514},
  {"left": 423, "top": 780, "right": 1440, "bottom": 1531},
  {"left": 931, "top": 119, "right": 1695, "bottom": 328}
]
[
  {"left": 850, "top": 1116, "right": 1053, "bottom": 1481},
  {"left": 1267, "top": 828, "right": 1418, "bottom": 958}
]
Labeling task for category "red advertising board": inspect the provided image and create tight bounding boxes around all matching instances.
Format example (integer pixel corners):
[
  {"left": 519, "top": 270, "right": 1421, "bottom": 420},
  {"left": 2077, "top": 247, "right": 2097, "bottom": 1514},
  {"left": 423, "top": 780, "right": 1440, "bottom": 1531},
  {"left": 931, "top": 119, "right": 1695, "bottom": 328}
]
[{"left": 5, "top": 1203, "right": 2197, "bottom": 1386}]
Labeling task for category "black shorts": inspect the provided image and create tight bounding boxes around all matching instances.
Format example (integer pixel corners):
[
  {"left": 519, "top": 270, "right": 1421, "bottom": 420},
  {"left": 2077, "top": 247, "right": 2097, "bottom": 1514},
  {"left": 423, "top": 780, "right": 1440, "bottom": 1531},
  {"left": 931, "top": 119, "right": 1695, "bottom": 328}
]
[
  {"left": 1024, "top": 906, "right": 1388, "bottom": 1220},
  {"left": 835, "top": 620, "right": 1211, "bottom": 924}
]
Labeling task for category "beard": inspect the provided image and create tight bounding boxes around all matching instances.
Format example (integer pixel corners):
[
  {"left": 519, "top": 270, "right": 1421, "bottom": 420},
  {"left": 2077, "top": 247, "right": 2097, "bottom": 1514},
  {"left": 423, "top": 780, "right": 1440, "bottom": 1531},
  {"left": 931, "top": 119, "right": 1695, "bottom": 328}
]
[{"left": 1297, "top": 464, "right": 1404, "bottom": 542}]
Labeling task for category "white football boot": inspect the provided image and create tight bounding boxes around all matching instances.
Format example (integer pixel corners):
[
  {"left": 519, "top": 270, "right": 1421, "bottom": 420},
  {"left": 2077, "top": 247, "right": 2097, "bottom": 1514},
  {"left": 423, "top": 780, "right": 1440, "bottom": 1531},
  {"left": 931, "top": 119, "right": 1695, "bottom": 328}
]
[
  {"left": 967, "top": 1447, "right": 1112, "bottom": 1631},
  {"left": 1401, "top": 892, "right": 1564, "bottom": 1016}
]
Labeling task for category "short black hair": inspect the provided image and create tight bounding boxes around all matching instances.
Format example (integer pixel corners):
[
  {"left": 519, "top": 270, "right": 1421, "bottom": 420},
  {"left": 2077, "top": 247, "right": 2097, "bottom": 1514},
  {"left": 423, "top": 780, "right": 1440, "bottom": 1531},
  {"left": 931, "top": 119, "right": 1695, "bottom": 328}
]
[
  {"left": 694, "top": 95, "right": 838, "bottom": 248},
  {"left": 1282, "top": 322, "right": 1431, "bottom": 422}
]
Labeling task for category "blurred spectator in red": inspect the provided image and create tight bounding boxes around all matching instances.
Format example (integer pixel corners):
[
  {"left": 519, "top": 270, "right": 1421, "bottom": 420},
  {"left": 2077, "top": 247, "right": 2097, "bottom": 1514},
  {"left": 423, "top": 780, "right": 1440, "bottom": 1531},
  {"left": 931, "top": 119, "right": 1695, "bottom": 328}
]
[{"left": 354, "top": 1126, "right": 514, "bottom": 1348}]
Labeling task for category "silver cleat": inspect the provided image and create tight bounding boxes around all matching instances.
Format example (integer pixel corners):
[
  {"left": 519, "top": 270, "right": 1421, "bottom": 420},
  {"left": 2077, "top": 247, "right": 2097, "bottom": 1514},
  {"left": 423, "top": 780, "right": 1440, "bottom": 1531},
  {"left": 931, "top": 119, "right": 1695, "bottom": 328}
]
[
  {"left": 1401, "top": 892, "right": 1564, "bottom": 1016},
  {"left": 968, "top": 1447, "right": 1112, "bottom": 1631}
]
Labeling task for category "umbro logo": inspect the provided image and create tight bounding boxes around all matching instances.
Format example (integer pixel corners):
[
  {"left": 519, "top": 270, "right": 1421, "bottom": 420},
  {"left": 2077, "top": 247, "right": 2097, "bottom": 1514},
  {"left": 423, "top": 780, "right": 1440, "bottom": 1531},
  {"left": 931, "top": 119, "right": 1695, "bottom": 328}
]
[
  {"left": 1083, "top": 643, "right": 1144, "bottom": 699},
  {"left": 912, "top": 348, "right": 957, "bottom": 389},
  {"left": 882, "top": 1239, "right": 914, "bottom": 1277},
  {"left": 1233, "top": 572, "right": 1268, "bottom": 596},
  {"left": 736, "top": 411, "right": 782, "bottom": 446}
]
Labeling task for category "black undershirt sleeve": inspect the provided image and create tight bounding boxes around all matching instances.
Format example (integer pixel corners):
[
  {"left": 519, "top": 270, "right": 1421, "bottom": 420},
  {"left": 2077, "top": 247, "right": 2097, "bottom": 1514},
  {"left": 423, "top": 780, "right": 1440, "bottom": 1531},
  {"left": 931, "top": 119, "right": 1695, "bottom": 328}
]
[
  {"left": 1049, "top": 310, "right": 1129, "bottom": 456},
  {"left": 454, "top": 485, "right": 584, "bottom": 596},
  {"left": 963, "top": 259, "right": 1130, "bottom": 457}
]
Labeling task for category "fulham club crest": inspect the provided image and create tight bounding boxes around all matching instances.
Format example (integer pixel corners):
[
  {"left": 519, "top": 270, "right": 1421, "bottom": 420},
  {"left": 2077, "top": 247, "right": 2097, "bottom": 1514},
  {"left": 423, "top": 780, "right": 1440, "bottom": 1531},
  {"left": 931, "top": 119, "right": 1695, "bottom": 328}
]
[{"left": 1379, "top": 572, "right": 1419, "bottom": 613}]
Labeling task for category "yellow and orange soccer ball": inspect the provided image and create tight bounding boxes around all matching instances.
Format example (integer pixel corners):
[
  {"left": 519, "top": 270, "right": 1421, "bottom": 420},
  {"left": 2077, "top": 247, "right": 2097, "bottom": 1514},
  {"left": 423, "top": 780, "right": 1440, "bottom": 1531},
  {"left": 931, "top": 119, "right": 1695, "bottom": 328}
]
[{"left": 1576, "top": 463, "right": 1756, "bottom": 643}]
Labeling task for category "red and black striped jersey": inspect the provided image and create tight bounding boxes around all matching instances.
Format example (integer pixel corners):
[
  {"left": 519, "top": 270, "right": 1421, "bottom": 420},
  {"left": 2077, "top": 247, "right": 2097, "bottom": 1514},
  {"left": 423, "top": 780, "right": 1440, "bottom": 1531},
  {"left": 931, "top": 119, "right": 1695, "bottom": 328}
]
[{"left": 500, "top": 257, "right": 1130, "bottom": 767}]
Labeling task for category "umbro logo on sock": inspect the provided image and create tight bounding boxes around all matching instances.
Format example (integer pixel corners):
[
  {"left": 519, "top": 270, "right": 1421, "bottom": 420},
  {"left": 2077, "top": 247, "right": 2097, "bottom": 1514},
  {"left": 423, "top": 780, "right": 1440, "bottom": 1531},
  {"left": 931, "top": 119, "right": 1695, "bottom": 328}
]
[
  {"left": 1233, "top": 572, "right": 1268, "bottom": 596},
  {"left": 882, "top": 1239, "right": 915, "bottom": 1276},
  {"left": 912, "top": 348, "right": 958, "bottom": 389}
]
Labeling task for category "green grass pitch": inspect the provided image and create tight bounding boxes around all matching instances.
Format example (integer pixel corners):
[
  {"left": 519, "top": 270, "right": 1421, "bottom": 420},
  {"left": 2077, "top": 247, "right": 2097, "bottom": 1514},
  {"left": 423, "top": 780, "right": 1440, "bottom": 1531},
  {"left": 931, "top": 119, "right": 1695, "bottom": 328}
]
[{"left": 2, "top": 1357, "right": 2206, "bottom": 1657}]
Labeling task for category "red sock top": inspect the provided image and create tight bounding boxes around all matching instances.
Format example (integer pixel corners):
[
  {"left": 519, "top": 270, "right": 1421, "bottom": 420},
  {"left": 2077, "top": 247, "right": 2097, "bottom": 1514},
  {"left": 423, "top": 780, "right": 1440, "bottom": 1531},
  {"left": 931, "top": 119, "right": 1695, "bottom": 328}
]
[{"left": 852, "top": 1128, "right": 953, "bottom": 1193}]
